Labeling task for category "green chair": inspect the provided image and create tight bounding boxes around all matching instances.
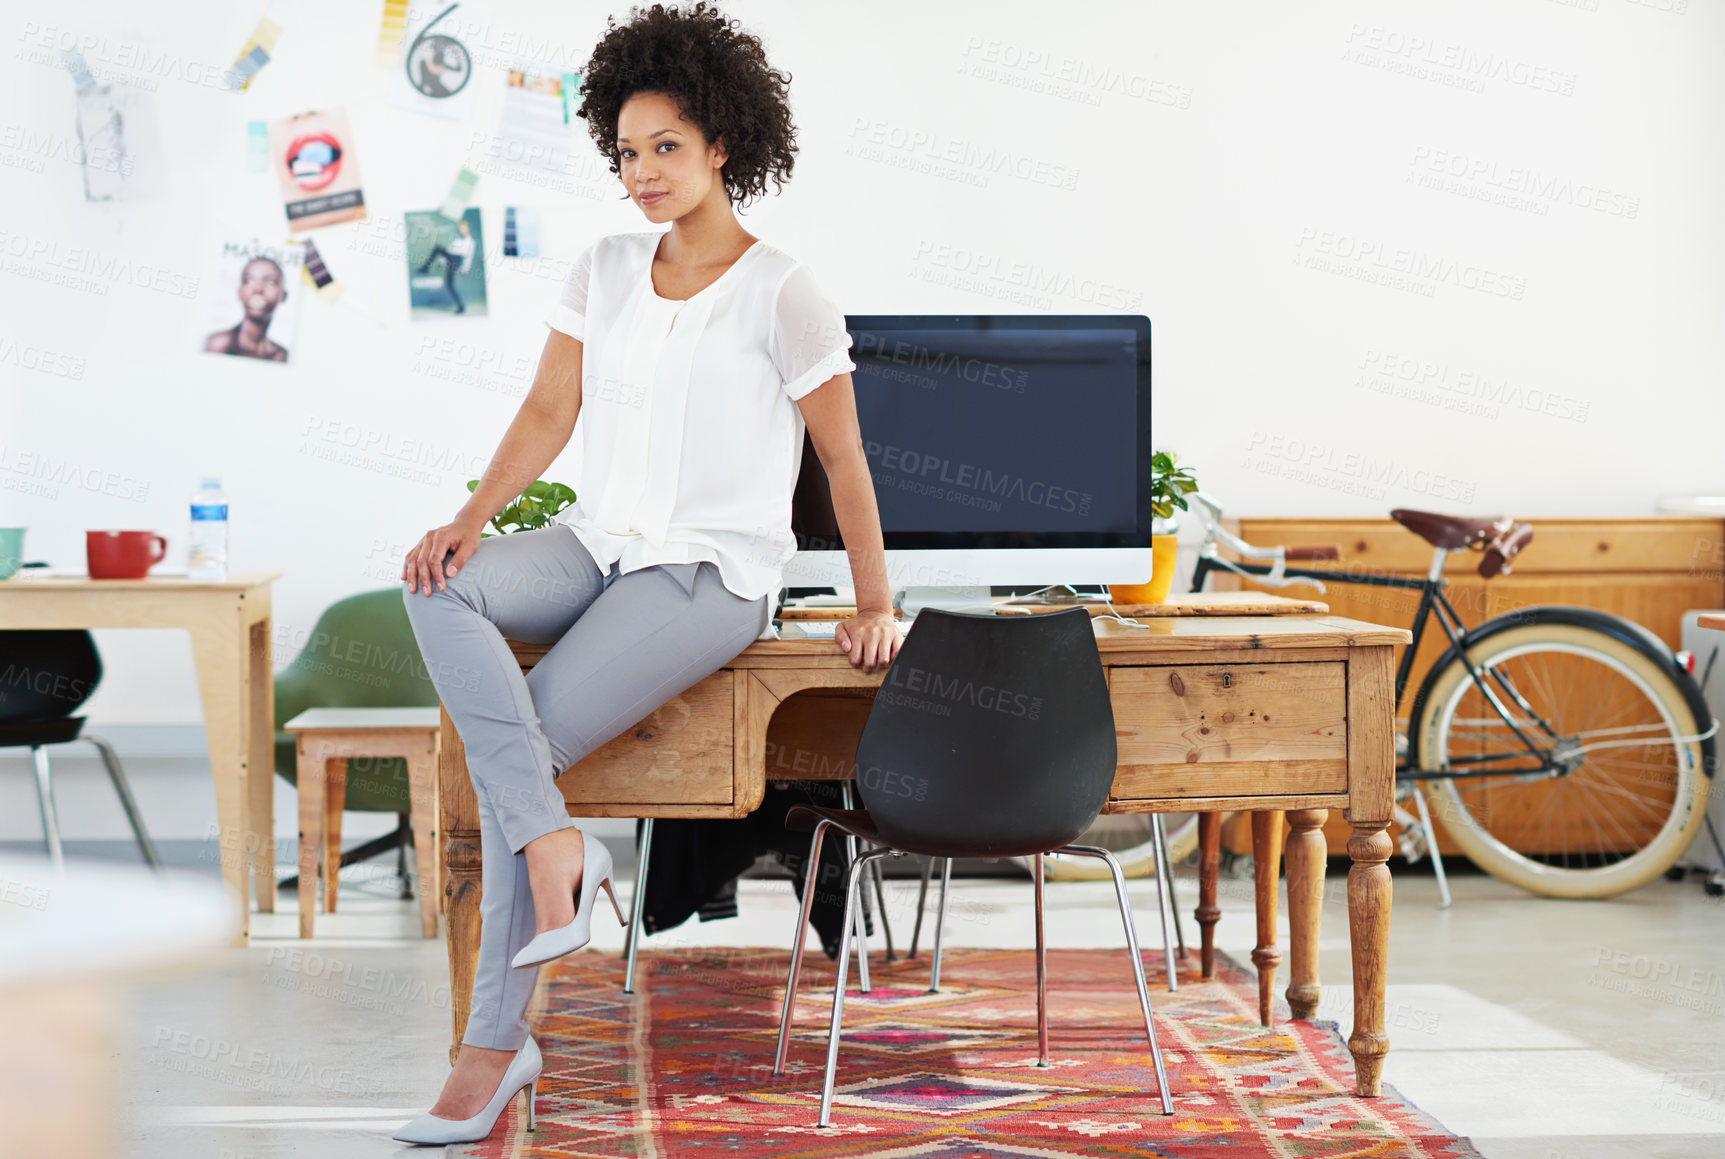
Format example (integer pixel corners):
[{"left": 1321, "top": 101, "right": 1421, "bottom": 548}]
[{"left": 274, "top": 589, "right": 440, "bottom": 894}]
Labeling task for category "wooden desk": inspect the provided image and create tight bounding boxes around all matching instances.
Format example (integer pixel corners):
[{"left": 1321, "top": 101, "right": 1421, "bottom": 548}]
[
  {"left": 438, "top": 613, "right": 1410, "bottom": 1096},
  {"left": 0, "top": 572, "right": 281, "bottom": 944}
]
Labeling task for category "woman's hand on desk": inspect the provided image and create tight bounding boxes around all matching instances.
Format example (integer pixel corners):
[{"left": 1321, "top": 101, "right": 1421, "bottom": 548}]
[{"left": 834, "top": 610, "right": 902, "bottom": 673}]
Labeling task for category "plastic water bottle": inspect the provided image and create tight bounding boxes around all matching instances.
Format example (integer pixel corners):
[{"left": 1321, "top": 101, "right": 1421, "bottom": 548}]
[{"left": 188, "top": 476, "right": 229, "bottom": 581}]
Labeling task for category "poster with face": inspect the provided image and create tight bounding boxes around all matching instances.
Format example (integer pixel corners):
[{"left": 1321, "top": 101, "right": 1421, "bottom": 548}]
[
  {"left": 389, "top": 2, "right": 487, "bottom": 122},
  {"left": 268, "top": 108, "right": 367, "bottom": 231},
  {"left": 201, "top": 239, "right": 305, "bottom": 364},
  {"left": 406, "top": 208, "right": 487, "bottom": 318}
]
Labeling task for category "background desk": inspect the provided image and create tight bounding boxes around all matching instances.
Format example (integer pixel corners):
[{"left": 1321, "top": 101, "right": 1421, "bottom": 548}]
[
  {"left": 0, "top": 572, "right": 281, "bottom": 944},
  {"left": 438, "top": 612, "right": 1410, "bottom": 1095}
]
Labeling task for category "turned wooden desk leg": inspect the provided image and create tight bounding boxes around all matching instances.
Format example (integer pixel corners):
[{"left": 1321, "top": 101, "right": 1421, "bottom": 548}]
[
  {"left": 1284, "top": 809, "right": 1328, "bottom": 1020},
  {"left": 1251, "top": 811, "right": 1285, "bottom": 1026},
  {"left": 1349, "top": 820, "right": 1393, "bottom": 1095},
  {"left": 1347, "top": 643, "right": 1395, "bottom": 1096},
  {"left": 440, "top": 709, "right": 482, "bottom": 1064},
  {"left": 1196, "top": 812, "right": 1221, "bottom": 980}
]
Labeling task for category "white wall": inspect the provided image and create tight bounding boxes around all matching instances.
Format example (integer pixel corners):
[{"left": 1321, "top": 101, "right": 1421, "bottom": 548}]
[{"left": 3, "top": 0, "right": 1723, "bottom": 737}]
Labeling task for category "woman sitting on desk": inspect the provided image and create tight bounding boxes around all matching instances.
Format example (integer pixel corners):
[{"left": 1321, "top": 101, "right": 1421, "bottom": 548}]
[{"left": 394, "top": 2, "right": 902, "bottom": 1145}]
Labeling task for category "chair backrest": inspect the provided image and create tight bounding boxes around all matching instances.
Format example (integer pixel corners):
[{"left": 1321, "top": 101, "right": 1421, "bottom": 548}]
[
  {"left": 851, "top": 606, "right": 1116, "bottom": 858},
  {"left": 0, "top": 630, "right": 101, "bottom": 723}
]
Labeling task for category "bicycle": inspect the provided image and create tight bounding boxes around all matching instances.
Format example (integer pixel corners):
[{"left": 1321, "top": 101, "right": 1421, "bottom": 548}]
[{"left": 1181, "top": 492, "right": 1717, "bottom": 901}]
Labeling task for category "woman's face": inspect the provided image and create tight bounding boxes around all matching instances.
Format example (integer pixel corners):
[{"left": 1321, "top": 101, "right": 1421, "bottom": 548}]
[
  {"left": 237, "top": 258, "right": 285, "bottom": 319},
  {"left": 616, "top": 91, "right": 727, "bottom": 222}
]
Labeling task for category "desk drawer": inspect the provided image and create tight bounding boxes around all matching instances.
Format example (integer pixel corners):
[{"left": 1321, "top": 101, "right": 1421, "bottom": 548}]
[
  {"left": 560, "top": 671, "right": 734, "bottom": 806},
  {"left": 1110, "top": 662, "right": 1347, "bottom": 800}
]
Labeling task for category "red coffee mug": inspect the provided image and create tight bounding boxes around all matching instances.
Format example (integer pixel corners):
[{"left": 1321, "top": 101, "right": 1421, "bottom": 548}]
[{"left": 88, "top": 530, "right": 168, "bottom": 579}]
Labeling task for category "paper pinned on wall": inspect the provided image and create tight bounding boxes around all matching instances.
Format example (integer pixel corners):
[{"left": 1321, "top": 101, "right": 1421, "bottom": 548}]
[
  {"left": 200, "top": 237, "right": 305, "bottom": 364},
  {"left": 300, "top": 238, "right": 343, "bottom": 302},
  {"left": 503, "top": 207, "right": 539, "bottom": 258},
  {"left": 376, "top": 0, "right": 410, "bottom": 68},
  {"left": 268, "top": 107, "right": 367, "bottom": 230},
  {"left": 480, "top": 60, "right": 586, "bottom": 190},
  {"left": 408, "top": 207, "right": 487, "bottom": 318},
  {"left": 245, "top": 120, "right": 269, "bottom": 172},
  {"left": 436, "top": 167, "right": 478, "bottom": 221},
  {"left": 224, "top": 18, "right": 283, "bottom": 92},
  {"left": 62, "top": 47, "right": 163, "bottom": 202},
  {"left": 389, "top": 2, "right": 485, "bottom": 122}
]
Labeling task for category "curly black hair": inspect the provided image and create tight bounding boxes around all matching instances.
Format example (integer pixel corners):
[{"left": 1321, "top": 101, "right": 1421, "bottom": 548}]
[{"left": 575, "top": 2, "right": 797, "bottom": 207}]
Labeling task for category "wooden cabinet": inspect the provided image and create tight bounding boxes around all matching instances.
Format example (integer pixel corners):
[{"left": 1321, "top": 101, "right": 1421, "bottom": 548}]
[{"left": 1213, "top": 515, "right": 1724, "bottom": 856}]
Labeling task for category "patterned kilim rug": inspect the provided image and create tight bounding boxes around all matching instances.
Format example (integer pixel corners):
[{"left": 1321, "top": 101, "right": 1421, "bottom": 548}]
[{"left": 453, "top": 945, "right": 1480, "bottom": 1158}]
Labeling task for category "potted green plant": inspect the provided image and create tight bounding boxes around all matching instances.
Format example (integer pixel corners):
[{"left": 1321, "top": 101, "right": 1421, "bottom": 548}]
[
  {"left": 466, "top": 479, "right": 578, "bottom": 536},
  {"left": 1110, "top": 451, "right": 1196, "bottom": 606}
]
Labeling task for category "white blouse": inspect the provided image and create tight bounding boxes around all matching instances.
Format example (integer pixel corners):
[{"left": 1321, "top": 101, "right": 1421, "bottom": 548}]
[{"left": 544, "top": 231, "right": 856, "bottom": 602}]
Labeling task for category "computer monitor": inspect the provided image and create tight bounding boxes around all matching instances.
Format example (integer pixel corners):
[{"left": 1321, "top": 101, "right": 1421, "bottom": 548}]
[{"left": 784, "top": 314, "right": 1154, "bottom": 607}]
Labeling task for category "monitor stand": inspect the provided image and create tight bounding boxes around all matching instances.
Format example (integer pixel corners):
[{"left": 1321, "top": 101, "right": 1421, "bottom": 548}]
[{"left": 893, "top": 586, "right": 994, "bottom": 617}]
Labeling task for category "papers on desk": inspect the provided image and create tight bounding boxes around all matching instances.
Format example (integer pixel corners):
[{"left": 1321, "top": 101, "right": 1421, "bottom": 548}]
[{"left": 787, "top": 620, "right": 909, "bottom": 640}]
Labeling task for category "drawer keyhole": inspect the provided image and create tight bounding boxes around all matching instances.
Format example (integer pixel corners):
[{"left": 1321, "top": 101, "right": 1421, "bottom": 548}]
[{"left": 1222, "top": 673, "right": 1232, "bottom": 688}]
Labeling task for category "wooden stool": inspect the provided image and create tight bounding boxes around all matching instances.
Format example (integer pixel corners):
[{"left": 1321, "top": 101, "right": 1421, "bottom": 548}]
[{"left": 284, "top": 708, "right": 442, "bottom": 939}]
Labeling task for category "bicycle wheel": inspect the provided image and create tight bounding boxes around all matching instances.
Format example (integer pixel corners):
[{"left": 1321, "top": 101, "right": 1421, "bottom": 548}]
[
  {"left": 1413, "top": 620, "right": 1711, "bottom": 898},
  {"left": 1028, "top": 813, "right": 1207, "bottom": 881}
]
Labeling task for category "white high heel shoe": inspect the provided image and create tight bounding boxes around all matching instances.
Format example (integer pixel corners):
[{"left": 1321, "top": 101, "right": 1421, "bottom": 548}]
[
  {"left": 511, "top": 833, "right": 626, "bottom": 970},
  {"left": 392, "top": 1035, "right": 542, "bottom": 1145}
]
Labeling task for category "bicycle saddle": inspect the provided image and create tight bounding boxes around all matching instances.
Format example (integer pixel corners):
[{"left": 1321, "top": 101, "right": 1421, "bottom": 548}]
[
  {"left": 1392, "top": 509, "right": 1534, "bottom": 577},
  {"left": 1390, "top": 509, "right": 1507, "bottom": 550}
]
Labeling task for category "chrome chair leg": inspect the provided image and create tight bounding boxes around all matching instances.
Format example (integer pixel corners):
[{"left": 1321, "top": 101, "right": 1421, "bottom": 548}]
[
  {"left": 1413, "top": 788, "right": 1453, "bottom": 909},
  {"left": 774, "top": 818, "right": 832, "bottom": 1075},
  {"left": 623, "top": 818, "right": 655, "bottom": 994},
  {"left": 1059, "top": 843, "right": 1175, "bottom": 1115},
  {"left": 839, "top": 784, "right": 871, "bottom": 993},
  {"left": 818, "top": 847, "right": 891, "bottom": 1127},
  {"left": 927, "top": 856, "right": 952, "bottom": 992},
  {"left": 84, "top": 735, "right": 160, "bottom": 868},
  {"left": 908, "top": 855, "right": 935, "bottom": 958},
  {"left": 1150, "top": 815, "right": 1180, "bottom": 989},
  {"left": 1033, "top": 852, "right": 1049, "bottom": 1067},
  {"left": 31, "top": 746, "right": 64, "bottom": 871},
  {"left": 1153, "top": 814, "right": 1187, "bottom": 959},
  {"left": 871, "top": 857, "right": 895, "bottom": 960}
]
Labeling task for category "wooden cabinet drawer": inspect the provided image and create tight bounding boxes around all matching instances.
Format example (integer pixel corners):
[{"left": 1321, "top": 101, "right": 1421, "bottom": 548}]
[
  {"left": 1235, "top": 517, "right": 1723, "bottom": 576},
  {"left": 560, "top": 670, "right": 735, "bottom": 806},
  {"left": 1109, "top": 662, "right": 1347, "bottom": 800}
]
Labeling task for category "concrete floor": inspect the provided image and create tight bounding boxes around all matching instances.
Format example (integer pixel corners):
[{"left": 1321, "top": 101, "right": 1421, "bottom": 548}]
[{"left": 117, "top": 855, "right": 1725, "bottom": 1158}]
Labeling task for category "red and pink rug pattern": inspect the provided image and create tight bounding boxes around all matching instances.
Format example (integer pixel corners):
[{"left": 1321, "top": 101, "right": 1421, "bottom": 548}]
[{"left": 454, "top": 945, "right": 1480, "bottom": 1158}]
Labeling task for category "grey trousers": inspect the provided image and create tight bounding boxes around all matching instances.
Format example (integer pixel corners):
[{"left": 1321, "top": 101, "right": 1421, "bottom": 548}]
[{"left": 400, "top": 524, "right": 769, "bottom": 1050}]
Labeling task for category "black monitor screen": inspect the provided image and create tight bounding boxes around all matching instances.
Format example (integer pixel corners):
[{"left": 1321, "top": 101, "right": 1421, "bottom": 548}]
[{"left": 792, "top": 316, "right": 1152, "bottom": 551}]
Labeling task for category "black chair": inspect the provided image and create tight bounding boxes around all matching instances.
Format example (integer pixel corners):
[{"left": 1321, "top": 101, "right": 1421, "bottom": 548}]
[
  {"left": 770, "top": 606, "right": 1174, "bottom": 1125},
  {"left": 0, "top": 630, "right": 160, "bottom": 869}
]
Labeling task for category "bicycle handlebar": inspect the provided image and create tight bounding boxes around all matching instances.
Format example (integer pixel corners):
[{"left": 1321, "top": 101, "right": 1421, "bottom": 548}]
[
  {"left": 1285, "top": 545, "right": 1341, "bottom": 561},
  {"left": 1188, "top": 490, "right": 1328, "bottom": 592}
]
